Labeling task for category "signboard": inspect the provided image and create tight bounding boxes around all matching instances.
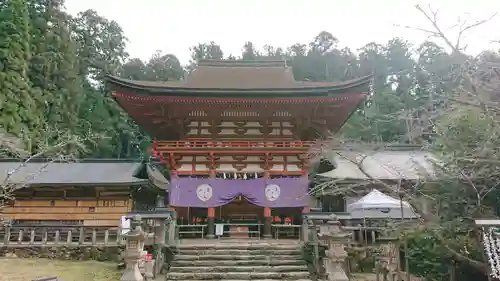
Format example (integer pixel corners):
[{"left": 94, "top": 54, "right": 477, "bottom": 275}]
[
  {"left": 215, "top": 224, "right": 224, "bottom": 236},
  {"left": 120, "top": 216, "right": 130, "bottom": 235}
]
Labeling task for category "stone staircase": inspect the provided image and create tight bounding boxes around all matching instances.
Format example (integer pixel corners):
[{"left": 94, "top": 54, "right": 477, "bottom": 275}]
[{"left": 166, "top": 241, "right": 312, "bottom": 281}]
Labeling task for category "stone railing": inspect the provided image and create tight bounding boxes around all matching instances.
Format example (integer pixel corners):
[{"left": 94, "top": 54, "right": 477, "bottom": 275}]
[{"left": 0, "top": 226, "right": 123, "bottom": 247}]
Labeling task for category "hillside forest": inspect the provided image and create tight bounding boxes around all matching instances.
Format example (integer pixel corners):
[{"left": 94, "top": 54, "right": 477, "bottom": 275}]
[
  {"left": 2, "top": 0, "right": 487, "bottom": 158},
  {"left": 1, "top": 1, "right": 500, "bottom": 281}
]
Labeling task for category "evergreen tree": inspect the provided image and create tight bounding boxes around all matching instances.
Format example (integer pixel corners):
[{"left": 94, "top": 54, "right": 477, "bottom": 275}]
[
  {"left": 0, "top": 0, "right": 41, "bottom": 147},
  {"left": 28, "top": 0, "right": 83, "bottom": 135}
]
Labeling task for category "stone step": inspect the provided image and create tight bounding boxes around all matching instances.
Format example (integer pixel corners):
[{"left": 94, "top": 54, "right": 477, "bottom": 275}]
[
  {"left": 172, "top": 259, "right": 306, "bottom": 267},
  {"left": 175, "top": 244, "right": 301, "bottom": 251},
  {"left": 166, "top": 271, "right": 311, "bottom": 280},
  {"left": 178, "top": 249, "right": 302, "bottom": 255},
  {"left": 170, "top": 265, "right": 308, "bottom": 273},
  {"left": 165, "top": 279, "right": 311, "bottom": 281},
  {"left": 175, "top": 254, "right": 303, "bottom": 261}
]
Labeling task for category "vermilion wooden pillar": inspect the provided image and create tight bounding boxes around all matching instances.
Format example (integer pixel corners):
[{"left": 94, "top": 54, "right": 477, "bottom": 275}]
[
  {"left": 207, "top": 207, "right": 215, "bottom": 238},
  {"left": 263, "top": 207, "right": 272, "bottom": 239}
]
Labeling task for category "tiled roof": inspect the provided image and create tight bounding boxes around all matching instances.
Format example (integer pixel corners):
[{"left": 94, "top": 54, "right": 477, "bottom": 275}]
[
  {"left": 106, "top": 60, "right": 372, "bottom": 93},
  {"left": 317, "top": 150, "right": 435, "bottom": 180},
  {"left": 0, "top": 161, "right": 147, "bottom": 186},
  {"left": 186, "top": 60, "right": 298, "bottom": 89},
  {"left": 483, "top": 227, "right": 500, "bottom": 280},
  {"left": 146, "top": 164, "right": 169, "bottom": 190}
]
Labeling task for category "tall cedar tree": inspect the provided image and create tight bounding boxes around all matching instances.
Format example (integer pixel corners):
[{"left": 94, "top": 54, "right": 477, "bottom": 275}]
[
  {"left": 28, "top": 0, "right": 83, "bottom": 136},
  {"left": 0, "top": 0, "right": 40, "bottom": 143}
]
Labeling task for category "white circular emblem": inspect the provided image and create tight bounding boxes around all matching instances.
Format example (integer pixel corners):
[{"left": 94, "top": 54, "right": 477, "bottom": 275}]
[
  {"left": 196, "top": 184, "right": 213, "bottom": 202},
  {"left": 265, "top": 184, "right": 281, "bottom": 201}
]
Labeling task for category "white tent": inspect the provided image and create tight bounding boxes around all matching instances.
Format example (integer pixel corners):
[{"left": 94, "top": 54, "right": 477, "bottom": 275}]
[{"left": 347, "top": 189, "right": 418, "bottom": 219}]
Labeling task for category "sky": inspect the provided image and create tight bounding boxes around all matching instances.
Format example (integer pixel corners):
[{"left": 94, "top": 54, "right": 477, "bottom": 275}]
[{"left": 64, "top": 0, "right": 500, "bottom": 64}]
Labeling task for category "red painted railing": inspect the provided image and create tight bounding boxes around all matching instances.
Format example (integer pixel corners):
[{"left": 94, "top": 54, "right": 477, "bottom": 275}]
[
  {"left": 155, "top": 140, "right": 316, "bottom": 150},
  {"left": 149, "top": 139, "right": 321, "bottom": 175}
]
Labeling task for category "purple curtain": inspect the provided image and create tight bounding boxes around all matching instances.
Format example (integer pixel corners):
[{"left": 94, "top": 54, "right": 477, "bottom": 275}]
[{"left": 169, "top": 177, "right": 308, "bottom": 208}]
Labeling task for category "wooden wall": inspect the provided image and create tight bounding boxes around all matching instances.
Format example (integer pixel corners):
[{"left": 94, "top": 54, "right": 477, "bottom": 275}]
[{"left": 2, "top": 186, "right": 133, "bottom": 228}]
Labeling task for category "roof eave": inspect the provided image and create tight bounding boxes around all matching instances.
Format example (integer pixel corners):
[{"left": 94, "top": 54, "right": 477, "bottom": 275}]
[
  {"left": 14, "top": 180, "right": 149, "bottom": 188},
  {"left": 0, "top": 158, "right": 144, "bottom": 163},
  {"left": 106, "top": 74, "right": 373, "bottom": 95}
]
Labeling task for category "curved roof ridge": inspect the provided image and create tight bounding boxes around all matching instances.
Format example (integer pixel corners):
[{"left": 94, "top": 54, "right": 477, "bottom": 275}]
[
  {"left": 198, "top": 59, "right": 287, "bottom": 68},
  {"left": 106, "top": 73, "right": 372, "bottom": 93}
]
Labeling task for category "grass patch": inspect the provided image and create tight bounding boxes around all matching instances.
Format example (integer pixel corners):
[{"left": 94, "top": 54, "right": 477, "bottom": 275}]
[{"left": 0, "top": 258, "right": 122, "bottom": 281}]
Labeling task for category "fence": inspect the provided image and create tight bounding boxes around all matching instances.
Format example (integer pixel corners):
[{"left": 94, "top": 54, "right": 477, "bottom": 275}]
[
  {"left": 218, "top": 223, "right": 262, "bottom": 238},
  {"left": 0, "top": 221, "right": 313, "bottom": 246},
  {"left": 175, "top": 223, "right": 303, "bottom": 239},
  {"left": 271, "top": 224, "right": 301, "bottom": 240},
  {"left": 0, "top": 226, "right": 122, "bottom": 247},
  {"left": 176, "top": 224, "right": 207, "bottom": 238}
]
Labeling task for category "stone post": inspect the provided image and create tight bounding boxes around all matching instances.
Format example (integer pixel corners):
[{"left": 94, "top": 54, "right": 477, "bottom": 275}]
[
  {"left": 168, "top": 213, "right": 177, "bottom": 245},
  {"left": 301, "top": 215, "right": 310, "bottom": 243},
  {"left": 375, "top": 237, "right": 399, "bottom": 281},
  {"left": 143, "top": 260, "right": 155, "bottom": 281},
  {"left": 153, "top": 212, "right": 172, "bottom": 278},
  {"left": 318, "top": 216, "right": 350, "bottom": 281},
  {"left": 120, "top": 215, "right": 146, "bottom": 281}
]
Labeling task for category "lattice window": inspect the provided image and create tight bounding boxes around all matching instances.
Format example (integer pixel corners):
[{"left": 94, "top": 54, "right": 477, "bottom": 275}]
[
  {"left": 222, "top": 111, "right": 259, "bottom": 117},
  {"left": 272, "top": 111, "right": 291, "bottom": 117},
  {"left": 189, "top": 110, "right": 207, "bottom": 117}
]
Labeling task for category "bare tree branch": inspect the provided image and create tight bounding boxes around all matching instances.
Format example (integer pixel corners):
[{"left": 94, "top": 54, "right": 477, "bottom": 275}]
[
  {"left": 337, "top": 4, "right": 499, "bottom": 274},
  {"left": 324, "top": 141, "right": 488, "bottom": 270},
  {"left": 0, "top": 129, "right": 101, "bottom": 225}
]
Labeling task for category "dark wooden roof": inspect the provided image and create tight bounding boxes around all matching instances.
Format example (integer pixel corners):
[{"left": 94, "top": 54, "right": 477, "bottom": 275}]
[
  {"left": 0, "top": 160, "right": 147, "bottom": 186},
  {"left": 107, "top": 59, "right": 372, "bottom": 95}
]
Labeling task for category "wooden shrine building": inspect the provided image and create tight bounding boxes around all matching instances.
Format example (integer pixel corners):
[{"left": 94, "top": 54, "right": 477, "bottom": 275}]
[
  {"left": 0, "top": 160, "right": 148, "bottom": 228},
  {"left": 106, "top": 60, "right": 372, "bottom": 238}
]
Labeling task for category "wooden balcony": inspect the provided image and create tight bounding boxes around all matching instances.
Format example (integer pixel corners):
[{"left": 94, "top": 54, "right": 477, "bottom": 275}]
[{"left": 152, "top": 140, "right": 318, "bottom": 155}]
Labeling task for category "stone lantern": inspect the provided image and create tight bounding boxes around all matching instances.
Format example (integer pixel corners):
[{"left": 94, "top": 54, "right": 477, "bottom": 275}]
[
  {"left": 120, "top": 215, "right": 147, "bottom": 281},
  {"left": 317, "top": 216, "right": 351, "bottom": 281}
]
